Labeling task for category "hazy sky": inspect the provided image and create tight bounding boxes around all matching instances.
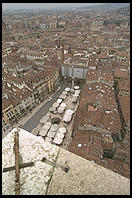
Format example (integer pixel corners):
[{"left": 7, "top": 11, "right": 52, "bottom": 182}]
[{"left": 2, "top": 3, "right": 106, "bottom": 10}]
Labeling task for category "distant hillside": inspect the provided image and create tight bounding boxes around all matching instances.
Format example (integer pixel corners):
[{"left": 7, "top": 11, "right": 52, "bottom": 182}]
[{"left": 77, "top": 3, "right": 130, "bottom": 10}]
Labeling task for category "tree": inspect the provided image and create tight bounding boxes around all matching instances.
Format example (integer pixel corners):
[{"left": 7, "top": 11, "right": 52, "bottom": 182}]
[
  {"left": 103, "top": 20, "right": 110, "bottom": 26},
  {"left": 114, "top": 20, "right": 121, "bottom": 27}
]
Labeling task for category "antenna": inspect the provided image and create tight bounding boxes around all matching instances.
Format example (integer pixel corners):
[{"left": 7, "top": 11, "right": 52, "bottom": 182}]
[{"left": 14, "top": 129, "right": 20, "bottom": 195}]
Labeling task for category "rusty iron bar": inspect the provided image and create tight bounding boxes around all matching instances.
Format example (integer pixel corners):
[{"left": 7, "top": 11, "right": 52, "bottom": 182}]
[
  {"left": 14, "top": 130, "right": 20, "bottom": 195},
  {"left": 3, "top": 162, "right": 34, "bottom": 173}
]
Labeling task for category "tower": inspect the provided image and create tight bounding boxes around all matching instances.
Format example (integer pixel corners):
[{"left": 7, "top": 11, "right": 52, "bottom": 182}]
[{"left": 56, "top": 45, "right": 64, "bottom": 64}]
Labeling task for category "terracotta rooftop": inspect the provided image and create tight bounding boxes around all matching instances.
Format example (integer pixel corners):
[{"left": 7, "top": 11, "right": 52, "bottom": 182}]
[
  {"left": 2, "top": 97, "right": 12, "bottom": 110},
  {"left": 118, "top": 80, "right": 130, "bottom": 93},
  {"left": 69, "top": 129, "right": 130, "bottom": 178},
  {"left": 113, "top": 68, "right": 129, "bottom": 79},
  {"left": 118, "top": 95, "right": 130, "bottom": 126},
  {"left": 73, "top": 83, "right": 121, "bottom": 134}
]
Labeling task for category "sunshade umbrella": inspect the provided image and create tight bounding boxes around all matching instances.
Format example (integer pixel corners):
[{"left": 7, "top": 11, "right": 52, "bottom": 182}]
[
  {"left": 58, "top": 127, "right": 66, "bottom": 134},
  {"left": 73, "top": 93, "right": 79, "bottom": 97},
  {"left": 63, "top": 114, "right": 72, "bottom": 122},
  {"left": 49, "top": 107, "right": 56, "bottom": 112},
  {"left": 45, "top": 137, "right": 52, "bottom": 143},
  {"left": 39, "top": 129, "right": 48, "bottom": 137},
  {"left": 47, "top": 130, "right": 56, "bottom": 138},
  {"left": 40, "top": 115, "right": 49, "bottom": 124},
  {"left": 66, "top": 109, "right": 74, "bottom": 116},
  {"left": 56, "top": 132, "right": 64, "bottom": 139},
  {"left": 57, "top": 109, "right": 64, "bottom": 114},
  {"left": 74, "top": 86, "right": 79, "bottom": 90},
  {"left": 72, "top": 96, "right": 78, "bottom": 103},
  {"left": 53, "top": 102, "right": 59, "bottom": 108},
  {"left": 75, "top": 90, "right": 81, "bottom": 95},
  {"left": 53, "top": 137, "right": 63, "bottom": 145},
  {"left": 65, "top": 87, "right": 70, "bottom": 92},
  {"left": 59, "top": 94, "right": 66, "bottom": 99},
  {"left": 60, "top": 103, "right": 67, "bottom": 108},
  {"left": 58, "top": 106, "right": 65, "bottom": 111},
  {"left": 57, "top": 98, "right": 62, "bottom": 104},
  {"left": 50, "top": 124, "right": 58, "bottom": 131},
  {"left": 62, "top": 91, "right": 68, "bottom": 95},
  {"left": 43, "top": 122, "right": 51, "bottom": 130}
]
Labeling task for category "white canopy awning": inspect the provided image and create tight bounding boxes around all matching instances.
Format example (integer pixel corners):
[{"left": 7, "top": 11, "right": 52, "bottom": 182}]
[
  {"left": 65, "top": 87, "right": 70, "bottom": 92},
  {"left": 40, "top": 115, "right": 49, "bottom": 124},
  {"left": 62, "top": 91, "right": 68, "bottom": 95},
  {"left": 59, "top": 94, "right": 66, "bottom": 99},
  {"left": 74, "top": 86, "right": 79, "bottom": 90},
  {"left": 56, "top": 132, "right": 64, "bottom": 139},
  {"left": 43, "top": 122, "right": 51, "bottom": 130},
  {"left": 60, "top": 103, "right": 67, "bottom": 108},
  {"left": 45, "top": 137, "right": 52, "bottom": 143},
  {"left": 65, "top": 109, "right": 74, "bottom": 116},
  {"left": 72, "top": 95, "right": 78, "bottom": 103},
  {"left": 75, "top": 90, "right": 81, "bottom": 95},
  {"left": 73, "top": 93, "right": 79, "bottom": 97},
  {"left": 47, "top": 130, "right": 56, "bottom": 138},
  {"left": 49, "top": 107, "right": 56, "bottom": 112},
  {"left": 63, "top": 114, "right": 72, "bottom": 123},
  {"left": 58, "top": 106, "right": 65, "bottom": 111},
  {"left": 50, "top": 124, "right": 58, "bottom": 132},
  {"left": 57, "top": 98, "right": 62, "bottom": 104},
  {"left": 53, "top": 102, "right": 59, "bottom": 108},
  {"left": 58, "top": 127, "right": 66, "bottom": 134},
  {"left": 39, "top": 129, "right": 48, "bottom": 137},
  {"left": 57, "top": 108, "right": 64, "bottom": 114},
  {"left": 53, "top": 137, "right": 63, "bottom": 145}
]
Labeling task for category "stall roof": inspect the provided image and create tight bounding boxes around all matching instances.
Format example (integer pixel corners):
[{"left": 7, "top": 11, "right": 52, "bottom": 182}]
[
  {"left": 47, "top": 131, "right": 56, "bottom": 138},
  {"left": 50, "top": 124, "right": 58, "bottom": 132},
  {"left": 60, "top": 103, "right": 67, "bottom": 108},
  {"left": 63, "top": 114, "right": 72, "bottom": 123},
  {"left": 49, "top": 107, "right": 56, "bottom": 112},
  {"left": 58, "top": 127, "right": 66, "bottom": 134},
  {"left": 62, "top": 91, "right": 68, "bottom": 95},
  {"left": 53, "top": 137, "right": 63, "bottom": 145},
  {"left": 65, "top": 109, "right": 74, "bottom": 116},
  {"left": 43, "top": 122, "right": 51, "bottom": 130},
  {"left": 40, "top": 116, "right": 49, "bottom": 124},
  {"left": 39, "top": 129, "right": 48, "bottom": 137},
  {"left": 53, "top": 102, "right": 59, "bottom": 108},
  {"left": 45, "top": 137, "right": 52, "bottom": 143},
  {"left": 57, "top": 98, "right": 62, "bottom": 104},
  {"left": 74, "top": 86, "right": 79, "bottom": 90},
  {"left": 65, "top": 87, "right": 70, "bottom": 92},
  {"left": 59, "top": 94, "right": 66, "bottom": 99}
]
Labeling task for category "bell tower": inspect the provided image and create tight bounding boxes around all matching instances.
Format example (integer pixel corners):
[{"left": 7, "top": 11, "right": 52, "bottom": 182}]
[{"left": 56, "top": 38, "right": 64, "bottom": 64}]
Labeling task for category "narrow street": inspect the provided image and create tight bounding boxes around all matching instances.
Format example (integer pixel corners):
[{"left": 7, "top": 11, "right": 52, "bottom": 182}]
[
  {"left": 2, "top": 82, "right": 70, "bottom": 139},
  {"left": 22, "top": 82, "right": 69, "bottom": 132}
]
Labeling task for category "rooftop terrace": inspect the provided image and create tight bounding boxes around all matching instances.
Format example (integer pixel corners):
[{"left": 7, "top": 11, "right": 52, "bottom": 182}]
[{"left": 2, "top": 128, "right": 130, "bottom": 195}]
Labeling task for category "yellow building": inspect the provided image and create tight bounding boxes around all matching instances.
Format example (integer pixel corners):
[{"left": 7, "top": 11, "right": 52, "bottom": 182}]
[
  {"left": 49, "top": 22, "right": 57, "bottom": 29},
  {"left": 2, "top": 99, "right": 16, "bottom": 126},
  {"left": 46, "top": 75, "right": 54, "bottom": 92}
]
